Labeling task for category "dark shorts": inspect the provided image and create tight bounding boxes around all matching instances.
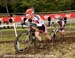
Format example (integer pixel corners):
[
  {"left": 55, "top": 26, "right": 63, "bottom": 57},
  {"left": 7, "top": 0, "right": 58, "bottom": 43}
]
[
  {"left": 59, "top": 28, "right": 64, "bottom": 31},
  {"left": 59, "top": 27, "right": 64, "bottom": 32},
  {"left": 37, "top": 25, "right": 45, "bottom": 32}
]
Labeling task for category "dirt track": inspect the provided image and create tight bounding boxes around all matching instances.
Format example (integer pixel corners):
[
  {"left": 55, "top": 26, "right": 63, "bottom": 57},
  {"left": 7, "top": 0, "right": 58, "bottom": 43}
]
[
  {"left": 0, "top": 29, "right": 75, "bottom": 58},
  {"left": 0, "top": 36, "right": 75, "bottom": 58}
]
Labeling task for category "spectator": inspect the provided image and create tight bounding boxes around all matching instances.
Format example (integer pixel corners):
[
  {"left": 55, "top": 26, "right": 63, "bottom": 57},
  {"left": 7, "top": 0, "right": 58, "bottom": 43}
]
[
  {"left": 9, "top": 18, "right": 13, "bottom": 23},
  {"left": 0, "top": 18, "right": 3, "bottom": 29},
  {"left": 0, "top": 21, "right": 1, "bottom": 24},
  {"left": 8, "top": 14, "right": 14, "bottom": 28},
  {"left": 9, "top": 14, "right": 13, "bottom": 23},
  {"left": 3, "top": 21, "right": 9, "bottom": 29},
  {"left": 48, "top": 16, "right": 51, "bottom": 26},
  {"left": 0, "top": 18, "right": 2, "bottom": 25},
  {"left": 21, "top": 17, "right": 27, "bottom": 28},
  {"left": 64, "top": 17, "right": 67, "bottom": 26},
  {"left": 23, "top": 17, "right": 27, "bottom": 24},
  {"left": 0, "top": 21, "right": 2, "bottom": 29}
]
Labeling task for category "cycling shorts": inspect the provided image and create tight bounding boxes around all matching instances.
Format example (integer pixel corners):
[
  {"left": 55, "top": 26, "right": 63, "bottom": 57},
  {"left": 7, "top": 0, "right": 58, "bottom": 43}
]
[{"left": 37, "top": 24, "right": 47, "bottom": 33}]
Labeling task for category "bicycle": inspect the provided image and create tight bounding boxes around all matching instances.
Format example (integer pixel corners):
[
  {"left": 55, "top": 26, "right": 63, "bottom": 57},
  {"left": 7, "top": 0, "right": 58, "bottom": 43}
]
[
  {"left": 15, "top": 23, "right": 44, "bottom": 52},
  {"left": 15, "top": 23, "right": 60, "bottom": 52},
  {"left": 50, "top": 23, "right": 59, "bottom": 45}
]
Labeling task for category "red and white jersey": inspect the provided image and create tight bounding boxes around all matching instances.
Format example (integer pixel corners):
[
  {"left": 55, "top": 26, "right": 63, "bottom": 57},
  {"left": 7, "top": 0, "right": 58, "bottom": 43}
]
[
  {"left": 25, "top": 15, "right": 44, "bottom": 26},
  {"left": 56, "top": 20, "right": 65, "bottom": 27},
  {"left": 32, "top": 15, "right": 44, "bottom": 26}
]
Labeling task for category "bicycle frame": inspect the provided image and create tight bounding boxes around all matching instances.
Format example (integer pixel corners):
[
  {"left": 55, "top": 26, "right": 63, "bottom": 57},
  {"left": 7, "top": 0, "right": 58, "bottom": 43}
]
[{"left": 51, "top": 26, "right": 59, "bottom": 45}]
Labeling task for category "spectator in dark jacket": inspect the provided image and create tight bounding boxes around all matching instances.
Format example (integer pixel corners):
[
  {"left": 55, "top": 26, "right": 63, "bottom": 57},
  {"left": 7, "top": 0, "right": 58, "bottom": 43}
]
[
  {"left": 64, "top": 17, "right": 67, "bottom": 26},
  {"left": 8, "top": 14, "right": 14, "bottom": 28},
  {"left": 48, "top": 16, "right": 51, "bottom": 26},
  {"left": 0, "top": 21, "right": 2, "bottom": 29},
  {"left": 0, "top": 21, "right": 1, "bottom": 25},
  {"left": 9, "top": 14, "right": 13, "bottom": 23},
  {"left": 21, "top": 17, "right": 27, "bottom": 28}
]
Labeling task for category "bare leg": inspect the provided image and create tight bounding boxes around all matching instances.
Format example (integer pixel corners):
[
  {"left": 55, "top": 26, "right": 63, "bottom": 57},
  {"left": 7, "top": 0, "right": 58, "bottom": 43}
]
[
  {"left": 35, "top": 31, "right": 42, "bottom": 41},
  {"left": 59, "top": 31, "right": 64, "bottom": 38},
  {"left": 43, "top": 33, "right": 51, "bottom": 42}
]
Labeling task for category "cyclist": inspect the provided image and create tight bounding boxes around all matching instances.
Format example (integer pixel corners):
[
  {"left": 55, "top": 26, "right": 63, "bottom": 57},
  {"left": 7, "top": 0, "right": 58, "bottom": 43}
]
[
  {"left": 25, "top": 8, "right": 51, "bottom": 43},
  {"left": 56, "top": 16, "right": 65, "bottom": 37}
]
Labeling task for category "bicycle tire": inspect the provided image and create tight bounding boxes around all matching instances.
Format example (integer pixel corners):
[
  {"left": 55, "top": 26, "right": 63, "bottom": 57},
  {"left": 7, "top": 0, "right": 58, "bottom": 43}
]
[
  {"left": 51, "top": 31, "right": 56, "bottom": 45},
  {"left": 15, "top": 31, "right": 31, "bottom": 52}
]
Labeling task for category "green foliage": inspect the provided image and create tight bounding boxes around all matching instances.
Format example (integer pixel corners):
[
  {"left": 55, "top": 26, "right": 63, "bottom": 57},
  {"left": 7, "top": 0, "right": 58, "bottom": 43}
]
[{"left": 0, "top": 0, "right": 74, "bottom": 13}]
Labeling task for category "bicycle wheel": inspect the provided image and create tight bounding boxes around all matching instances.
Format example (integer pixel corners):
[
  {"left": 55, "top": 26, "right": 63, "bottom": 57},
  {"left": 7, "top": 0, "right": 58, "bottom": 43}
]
[
  {"left": 15, "top": 31, "right": 31, "bottom": 52},
  {"left": 51, "top": 31, "right": 56, "bottom": 45}
]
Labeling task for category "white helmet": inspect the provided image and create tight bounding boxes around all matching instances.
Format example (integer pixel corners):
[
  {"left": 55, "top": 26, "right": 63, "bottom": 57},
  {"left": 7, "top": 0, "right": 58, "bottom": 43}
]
[{"left": 58, "top": 16, "right": 63, "bottom": 20}]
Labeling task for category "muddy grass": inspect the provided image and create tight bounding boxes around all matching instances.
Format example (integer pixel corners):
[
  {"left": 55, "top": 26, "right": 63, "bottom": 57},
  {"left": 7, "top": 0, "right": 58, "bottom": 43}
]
[
  {"left": 0, "top": 28, "right": 75, "bottom": 58},
  {"left": 0, "top": 36, "right": 75, "bottom": 58}
]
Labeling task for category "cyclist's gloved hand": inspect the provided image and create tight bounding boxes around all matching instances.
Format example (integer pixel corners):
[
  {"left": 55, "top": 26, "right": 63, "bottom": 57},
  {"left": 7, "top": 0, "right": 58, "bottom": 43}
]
[{"left": 29, "top": 23, "right": 37, "bottom": 27}]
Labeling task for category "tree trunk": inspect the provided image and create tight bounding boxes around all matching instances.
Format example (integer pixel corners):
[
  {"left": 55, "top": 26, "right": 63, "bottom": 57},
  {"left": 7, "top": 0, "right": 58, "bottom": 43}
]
[{"left": 5, "top": 1, "right": 9, "bottom": 16}]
